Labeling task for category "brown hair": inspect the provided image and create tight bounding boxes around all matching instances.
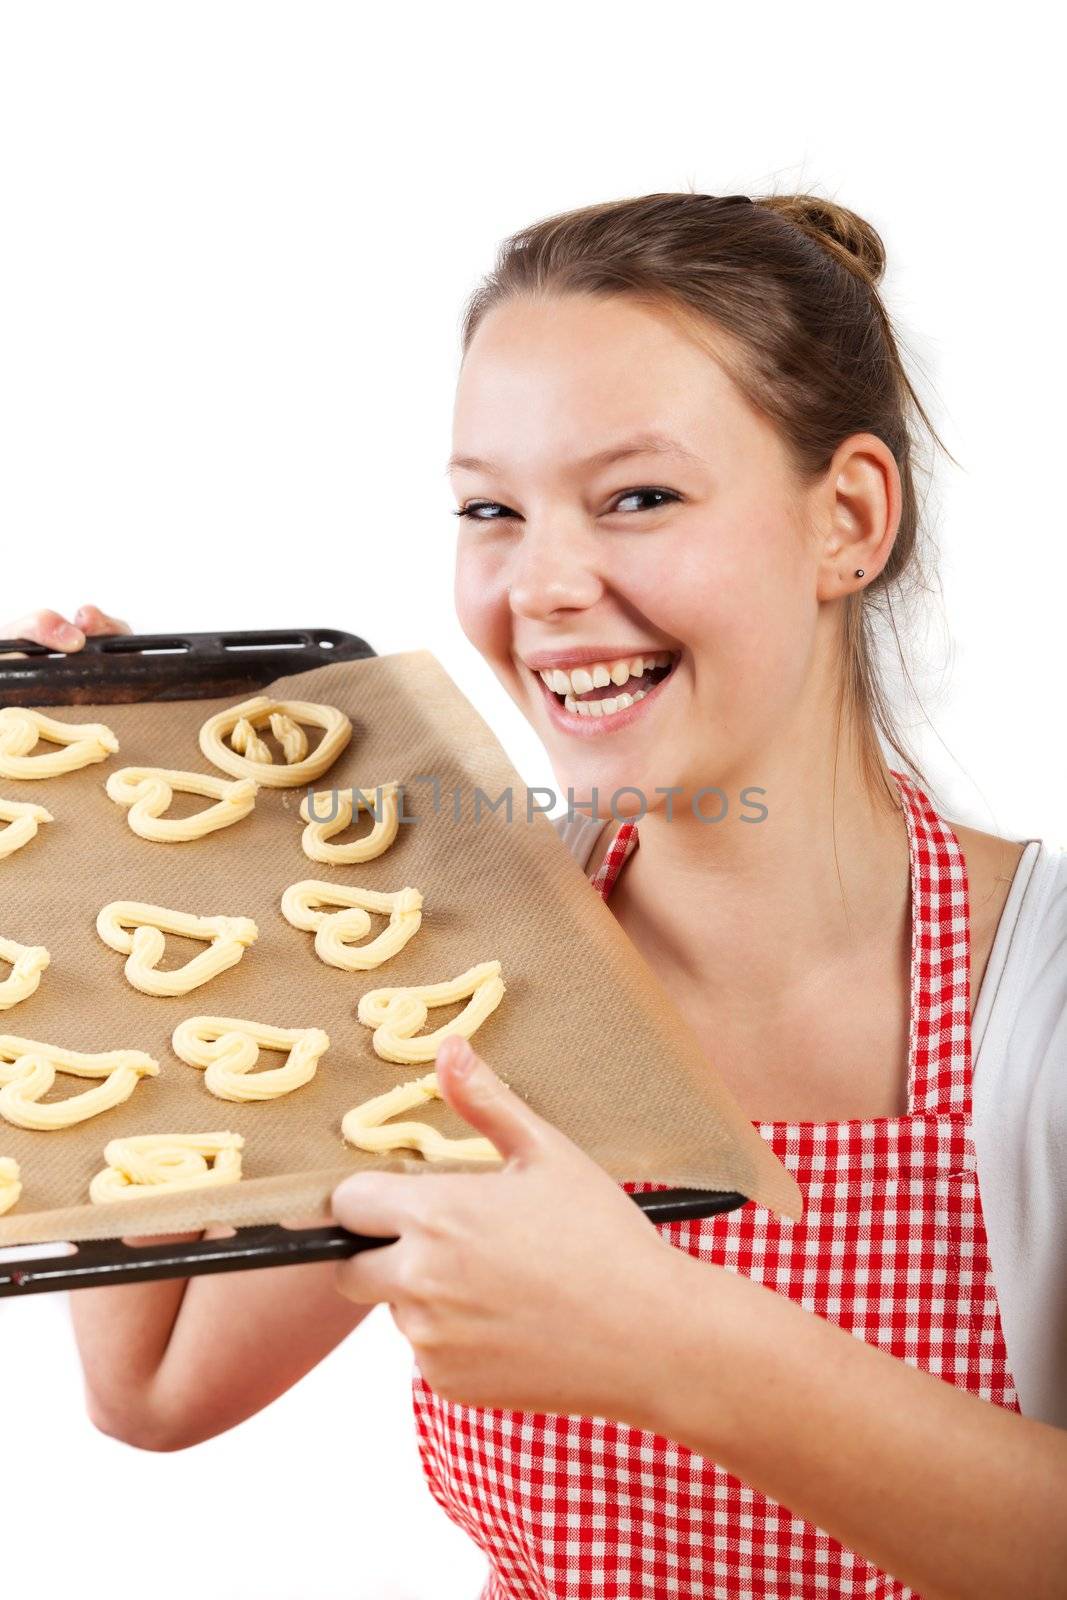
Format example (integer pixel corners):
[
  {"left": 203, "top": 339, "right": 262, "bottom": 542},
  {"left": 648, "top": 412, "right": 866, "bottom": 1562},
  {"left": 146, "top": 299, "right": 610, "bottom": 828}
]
[{"left": 458, "top": 190, "right": 952, "bottom": 812}]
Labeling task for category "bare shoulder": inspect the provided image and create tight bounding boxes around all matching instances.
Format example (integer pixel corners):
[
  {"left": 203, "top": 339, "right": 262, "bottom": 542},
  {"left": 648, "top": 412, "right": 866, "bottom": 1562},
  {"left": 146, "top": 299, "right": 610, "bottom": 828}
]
[
  {"left": 949, "top": 822, "right": 1029, "bottom": 1008},
  {"left": 950, "top": 821, "right": 1028, "bottom": 915}
]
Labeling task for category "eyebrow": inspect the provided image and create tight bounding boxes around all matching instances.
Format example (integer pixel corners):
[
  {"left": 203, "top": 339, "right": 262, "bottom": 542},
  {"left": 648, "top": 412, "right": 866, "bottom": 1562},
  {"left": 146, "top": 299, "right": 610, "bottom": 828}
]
[{"left": 444, "top": 431, "right": 706, "bottom": 476}]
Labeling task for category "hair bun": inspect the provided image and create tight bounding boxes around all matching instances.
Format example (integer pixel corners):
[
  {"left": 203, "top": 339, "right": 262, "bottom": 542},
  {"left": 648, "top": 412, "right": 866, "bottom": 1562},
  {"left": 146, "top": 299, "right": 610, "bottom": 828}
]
[{"left": 758, "top": 193, "right": 886, "bottom": 286}]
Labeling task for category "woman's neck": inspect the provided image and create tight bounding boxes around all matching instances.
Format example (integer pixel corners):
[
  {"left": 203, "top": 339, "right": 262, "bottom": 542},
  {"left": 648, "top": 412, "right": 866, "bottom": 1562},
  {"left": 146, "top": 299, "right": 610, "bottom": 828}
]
[{"left": 605, "top": 743, "right": 911, "bottom": 1012}]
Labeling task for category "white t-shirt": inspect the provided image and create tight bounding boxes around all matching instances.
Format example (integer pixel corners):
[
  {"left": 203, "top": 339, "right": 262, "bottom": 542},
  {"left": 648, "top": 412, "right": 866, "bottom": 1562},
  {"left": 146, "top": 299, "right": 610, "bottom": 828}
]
[{"left": 553, "top": 814, "right": 1067, "bottom": 1429}]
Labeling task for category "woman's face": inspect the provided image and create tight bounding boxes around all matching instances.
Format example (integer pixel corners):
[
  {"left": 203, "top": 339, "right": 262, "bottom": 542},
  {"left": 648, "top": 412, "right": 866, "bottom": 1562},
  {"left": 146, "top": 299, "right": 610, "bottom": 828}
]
[{"left": 449, "top": 292, "right": 831, "bottom": 820}]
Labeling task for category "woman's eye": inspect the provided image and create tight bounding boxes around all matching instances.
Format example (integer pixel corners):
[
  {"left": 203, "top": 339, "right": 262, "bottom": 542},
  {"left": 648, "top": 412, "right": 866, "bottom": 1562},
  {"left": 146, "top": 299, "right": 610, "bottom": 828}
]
[
  {"left": 453, "top": 501, "right": 513, "bottom": 521},
  {"left": 612, "top": 488, "right": 680, "bottom": 513},
  {"left": 452, "top": 488, "right": 679, "bottom": 522}
]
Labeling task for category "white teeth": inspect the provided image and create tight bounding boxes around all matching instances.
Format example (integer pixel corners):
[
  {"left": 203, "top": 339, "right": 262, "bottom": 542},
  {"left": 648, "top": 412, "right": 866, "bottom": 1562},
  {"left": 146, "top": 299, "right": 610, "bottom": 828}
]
[
  {"left": 561, "top": 686, "right": 647, "bottom": 719},
  {"left": 539, "top": 650, "right": 677, "bottom": 701}
]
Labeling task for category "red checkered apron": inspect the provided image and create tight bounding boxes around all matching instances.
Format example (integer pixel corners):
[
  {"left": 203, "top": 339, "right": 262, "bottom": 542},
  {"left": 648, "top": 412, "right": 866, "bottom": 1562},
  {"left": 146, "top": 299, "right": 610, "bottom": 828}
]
[{"left": 412, "top": 769, "right": 1020, "bottom": 1598}]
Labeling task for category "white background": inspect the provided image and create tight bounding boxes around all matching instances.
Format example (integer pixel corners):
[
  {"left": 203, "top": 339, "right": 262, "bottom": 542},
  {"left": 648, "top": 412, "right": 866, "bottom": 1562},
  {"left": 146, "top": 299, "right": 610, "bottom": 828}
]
[{"left": 0, "top": 4, "right": 1062, "bottom": 1597}]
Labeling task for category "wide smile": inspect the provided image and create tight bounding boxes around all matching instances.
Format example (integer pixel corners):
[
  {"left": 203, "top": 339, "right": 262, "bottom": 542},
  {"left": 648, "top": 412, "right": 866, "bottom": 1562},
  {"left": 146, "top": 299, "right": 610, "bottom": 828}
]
[{"left": 527, "top": 649, "right": 681, "bottom": 737}]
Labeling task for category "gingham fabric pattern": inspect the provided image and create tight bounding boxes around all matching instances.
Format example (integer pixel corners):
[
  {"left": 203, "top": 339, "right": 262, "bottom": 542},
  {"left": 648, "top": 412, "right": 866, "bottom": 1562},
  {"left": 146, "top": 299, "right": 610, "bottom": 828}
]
[{"left": 412, "top": 770, "right": 1020, "bottom": 1599}]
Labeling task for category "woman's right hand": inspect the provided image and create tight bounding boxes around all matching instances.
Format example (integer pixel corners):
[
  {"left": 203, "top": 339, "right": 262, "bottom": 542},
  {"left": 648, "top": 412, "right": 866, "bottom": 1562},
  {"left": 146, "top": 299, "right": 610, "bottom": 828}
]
[{"left": 0, "top": 604, "right": 133, "bottom": 653}]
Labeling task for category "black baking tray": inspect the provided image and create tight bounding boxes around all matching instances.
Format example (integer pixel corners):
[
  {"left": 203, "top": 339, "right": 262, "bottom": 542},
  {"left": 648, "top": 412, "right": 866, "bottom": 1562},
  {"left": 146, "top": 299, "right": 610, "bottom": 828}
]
[{"left": 0, "top": 626, "right": 747, "bottom": 1295}]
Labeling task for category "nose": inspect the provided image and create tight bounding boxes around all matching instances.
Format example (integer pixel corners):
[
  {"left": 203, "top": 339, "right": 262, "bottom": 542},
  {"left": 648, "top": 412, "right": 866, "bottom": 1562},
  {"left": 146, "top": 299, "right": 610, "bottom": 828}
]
[{"left": 505, "top": 519, "right": 603, "bottom": 620}]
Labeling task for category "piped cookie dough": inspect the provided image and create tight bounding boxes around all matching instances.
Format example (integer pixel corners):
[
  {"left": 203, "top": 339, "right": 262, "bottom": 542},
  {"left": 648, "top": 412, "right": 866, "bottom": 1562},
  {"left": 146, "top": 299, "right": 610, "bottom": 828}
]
[
  {"left": 0, "top": 1156, "right": 21, "bottom": 1215},
  {"left": 0, "top": 708, "right": 118, "bottom": 779},
  {"left": 280, "top": 880, "right": 423, "bottom": 971},
  {"left": 299, "top": 782, "right": 401, "bottom": 865},
  {"left": 106, "top": 767, "right": 258, "bottom": 842},
  {"left": 0, "top": 1036, "right": 159, "bottom": 1130},
  {"left": 341, "top": 1072, "right": 501, "bottom": 1164},
  {"left": 0, "top": 936, "right": 50, "bottom": 1012},
  {"left": 0, "top": 797, "right": 53, "bottom": 859},
  {"left": 89, "top": 1131, "right": 244, "bottom": 1203},
  {"left": 356, "top": 960, "right": 505, "bottom": 1065},
  {"left": 199, "top": 696, "right": 352, "bottom": 787},
  {"left": 172, "top": 1015, "right": 330, "bottom": 1101},
  {"left": 96, "top": 901, "right": 258, "bottom": 996}
]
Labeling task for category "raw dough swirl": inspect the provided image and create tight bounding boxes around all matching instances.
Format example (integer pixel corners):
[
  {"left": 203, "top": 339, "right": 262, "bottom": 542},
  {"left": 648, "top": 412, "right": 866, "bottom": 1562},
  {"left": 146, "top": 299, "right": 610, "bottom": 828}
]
[
  {"left": 0, "top": 797, "right": 54, "bottom": 859},
  {"left": 300, "top": 782, "right": 401, "bottom": 865},
  {"left": 172, "top": 1015, "right": 330, "bottom": 1101},
  {"left": 0, "top": 1036, "right": 159, "bottom": 1130},
  {"left": 356, "top": 960, "right": 505, "bottom": 1065},
  {"left": 0, "top": 935, "right": 50, "bottom": 1011},
  {"left": 268, "top": 713, "right": 308, "bottom": 765},
  {"left": 341, "top": 1072, "right": 501, "bottom": 1163},
  {"left": 0, "top": 708, "right": 118, "bottom": 779},
  {"left": 106, "top": 766, "right": 258, "bottom": 842},
  {"left": 280, "top": 880, "right": 423, "bottom": 971},
  {"left": 0, "top": 1155, "right": 21, "bottom": 1215},
  {"left": 96, "top": 901, "right": 259, "bottom": 996},
  {"left": 199, "top": 696, "right": 352, "bottom": 787},
  {"left": 89, "top": 1131, "right": 244, "bottom": 1203},
  {"left": 231, "top": 717, "right": 271, "bottom": 764}
]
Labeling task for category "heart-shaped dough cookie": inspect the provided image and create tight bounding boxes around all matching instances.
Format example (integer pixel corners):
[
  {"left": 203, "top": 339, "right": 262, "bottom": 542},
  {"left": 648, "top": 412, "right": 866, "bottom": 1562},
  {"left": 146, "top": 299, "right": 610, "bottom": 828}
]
[
  {"left": 199, "top": 696, "right": 352, "bottom": 787},
  {"left": 172, "top": 1015, "right": 330, "bottom": 1101},
  {"left": 0, "top": 935, "right": 50, "bottom": 1012},
  {"left": 0, "top": 1156, "right": 21, "bottom": 1215},
  {"left": 280, "top": 879, "right": 423, "bottom": 970},
  {"left": 0, "top": 1036, "right": 159, "bottom": 1130},
  {"left": 96, "top": 901, "right": 259, "bottom": 996},
  {"left": 0, "top": 797, "right": 53, "bottom": 859},
  {"left": 89, "top": 1131, "right": 244, "bottom": 1203},
  {"left": 106, "top": 767, "right": 258, "bottom": 842},
  {"left": 356, "top": 960, "right": 505, "bottom": 1065},
  {"left": 0, "top": 708, "right": 118, "bottom": 779},
  {"left": 341, "top": 1071, "right": 501, "bottom": 1163},
  {"left": 299, "top": 782, "right": 401, "bottom": 864}
]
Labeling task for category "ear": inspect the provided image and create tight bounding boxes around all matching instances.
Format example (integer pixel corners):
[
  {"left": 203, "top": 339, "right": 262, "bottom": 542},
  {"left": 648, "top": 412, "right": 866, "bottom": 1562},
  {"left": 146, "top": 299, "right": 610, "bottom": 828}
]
[{"left": 814, "top": 431, "right": 899, "bottom": 602}]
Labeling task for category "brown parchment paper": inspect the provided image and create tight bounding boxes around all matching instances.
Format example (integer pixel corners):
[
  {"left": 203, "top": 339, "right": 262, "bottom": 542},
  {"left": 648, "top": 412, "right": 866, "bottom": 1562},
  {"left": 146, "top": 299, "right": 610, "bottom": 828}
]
[{"left": 0, "top": 650, "right": 801, "bottom": 1245}]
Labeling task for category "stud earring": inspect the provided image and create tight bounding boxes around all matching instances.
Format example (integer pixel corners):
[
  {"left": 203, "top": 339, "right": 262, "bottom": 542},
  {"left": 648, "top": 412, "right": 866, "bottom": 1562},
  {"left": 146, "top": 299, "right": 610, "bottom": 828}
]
[{"left": 854, "top": 569, "right": 865, "bottom": 579}]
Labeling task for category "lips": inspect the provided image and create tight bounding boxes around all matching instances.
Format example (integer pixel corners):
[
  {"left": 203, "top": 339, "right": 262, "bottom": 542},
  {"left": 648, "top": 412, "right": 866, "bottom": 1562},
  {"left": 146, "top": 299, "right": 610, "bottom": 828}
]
[{"left": 528, "top": 649, "right": 680, "bottom": 734}]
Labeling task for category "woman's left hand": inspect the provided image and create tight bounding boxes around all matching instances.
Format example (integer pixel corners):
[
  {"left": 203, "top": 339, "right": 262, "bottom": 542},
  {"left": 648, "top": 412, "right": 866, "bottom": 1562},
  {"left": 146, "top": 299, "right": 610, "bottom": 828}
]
[{"left": 330, "top": 1035, "right": 685, "bottom": 1418}]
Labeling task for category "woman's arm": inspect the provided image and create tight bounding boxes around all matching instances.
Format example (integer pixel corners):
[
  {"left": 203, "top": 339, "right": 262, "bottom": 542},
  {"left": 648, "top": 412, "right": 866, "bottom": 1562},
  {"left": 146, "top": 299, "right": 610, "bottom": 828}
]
[
  {"left": 332, "top": 1037, "right": 1067, "bottom": 1600},
  {"left": 648, "top": 1251, "right": 1066, "bottom": 1600},
  {"left": 70, "top": 1221, "right": 373, "bottom": 1451}
]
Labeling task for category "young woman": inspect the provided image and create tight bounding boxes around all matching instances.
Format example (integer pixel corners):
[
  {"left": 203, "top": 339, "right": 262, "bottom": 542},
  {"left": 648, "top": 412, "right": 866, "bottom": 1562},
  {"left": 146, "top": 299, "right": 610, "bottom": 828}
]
[{"left": 7, "top": 192, "right": 1065, "bottom": 1600}]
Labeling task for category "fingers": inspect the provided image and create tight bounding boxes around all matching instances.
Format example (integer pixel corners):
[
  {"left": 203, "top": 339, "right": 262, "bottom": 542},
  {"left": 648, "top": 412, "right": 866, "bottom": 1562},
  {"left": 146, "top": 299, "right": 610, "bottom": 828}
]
[
  {"left": 74, "top": 604, "right": 132, "bottom": 637},
  {"left": 0, "top": 609, "right": 85, "bottom": 652},
  {"left": 0, "top": 605, "right": 134, "bottom": 660},
  {"left": 330, "top": 1173, "right": 414, "bottom": 1307},
  {"left": 434, "top": 1036, "right": 553, "bottom": 1163},
  {"left": 330, "top": 1170, "right": 423, "bottom": 1239},
  {"left": 333, "top": 1236, "right": 405, "bottom": 1306}
]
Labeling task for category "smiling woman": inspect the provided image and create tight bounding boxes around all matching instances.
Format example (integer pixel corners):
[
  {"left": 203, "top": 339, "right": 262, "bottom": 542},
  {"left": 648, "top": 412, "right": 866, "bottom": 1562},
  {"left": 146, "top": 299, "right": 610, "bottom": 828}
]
[
  {"left": 8, "top": 189, "right": 1066, "bottom": 1600},
  {"left": 446, "top": 194, "right": 929, "bottom": 827}
]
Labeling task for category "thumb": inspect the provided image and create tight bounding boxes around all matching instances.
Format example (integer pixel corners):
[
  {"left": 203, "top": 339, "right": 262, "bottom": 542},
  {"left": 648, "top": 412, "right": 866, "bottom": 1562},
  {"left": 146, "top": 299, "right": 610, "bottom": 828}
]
[{"left": 434, "top": 1036, "right": 551, "bottom": 1163}]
